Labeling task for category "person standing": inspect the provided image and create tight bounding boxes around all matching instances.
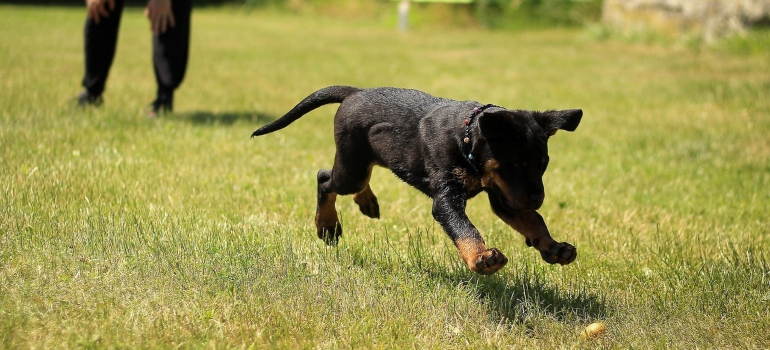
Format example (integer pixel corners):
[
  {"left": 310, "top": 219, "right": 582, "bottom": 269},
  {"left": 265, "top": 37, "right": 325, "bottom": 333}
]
[{"left": 77, "top": 0, "right": 192, "bottom": 117}]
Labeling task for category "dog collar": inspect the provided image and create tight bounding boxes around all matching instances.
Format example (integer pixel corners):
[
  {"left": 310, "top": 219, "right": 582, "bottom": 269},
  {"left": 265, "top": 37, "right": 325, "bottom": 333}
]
[{"left": 463, "top": 104, "right": 501, "bottom": 173}]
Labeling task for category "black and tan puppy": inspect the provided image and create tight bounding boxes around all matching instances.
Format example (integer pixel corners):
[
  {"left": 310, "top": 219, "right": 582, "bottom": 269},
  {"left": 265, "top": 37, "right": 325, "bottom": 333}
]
[{"left": 252, "top": 86, "right": 582, "bottom": 275}]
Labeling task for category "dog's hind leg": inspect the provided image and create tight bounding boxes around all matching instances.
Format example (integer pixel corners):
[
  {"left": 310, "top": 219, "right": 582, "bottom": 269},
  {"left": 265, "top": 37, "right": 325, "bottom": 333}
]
[
  {"left": 316, "top": 169, "right": 342, "bottom": 245},
  {"left": 352, "top": 167, "right": 380, "bottom": 219},
  {"left": 316, "top": 159, "right": 379, "bottom": 244}
]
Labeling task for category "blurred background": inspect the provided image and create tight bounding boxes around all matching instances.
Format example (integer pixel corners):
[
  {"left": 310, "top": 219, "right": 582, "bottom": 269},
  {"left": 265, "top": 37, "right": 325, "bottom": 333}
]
[{"left": 8, "top": 0, "right": 770, "bottom": 43}]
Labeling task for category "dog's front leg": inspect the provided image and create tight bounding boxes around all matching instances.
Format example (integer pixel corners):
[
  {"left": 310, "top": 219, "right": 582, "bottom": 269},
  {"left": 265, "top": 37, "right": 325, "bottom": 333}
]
[
  {"left": 432, "top": 185, "right": 508, "bottom": 275},
  {"left": 487, "top": 192, "right": 576, "bottom": 265}
]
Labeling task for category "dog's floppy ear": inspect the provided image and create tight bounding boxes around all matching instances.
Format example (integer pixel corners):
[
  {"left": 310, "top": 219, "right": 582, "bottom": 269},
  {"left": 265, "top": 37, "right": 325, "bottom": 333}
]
[
  {"left": 535, "top": 109, "right": 582, "bottom": 136},
  {"left": 478, "top": 110, "right": 522, "bottom": 141}
]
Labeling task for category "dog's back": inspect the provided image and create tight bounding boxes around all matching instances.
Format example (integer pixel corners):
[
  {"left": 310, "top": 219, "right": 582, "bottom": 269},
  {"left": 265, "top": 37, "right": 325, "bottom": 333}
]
[
  {"left": 331, "top": 87, "right": 456, "bottom": 132},
  {"left": 252, "top": 86, "right": 460, "bottom": 137}
]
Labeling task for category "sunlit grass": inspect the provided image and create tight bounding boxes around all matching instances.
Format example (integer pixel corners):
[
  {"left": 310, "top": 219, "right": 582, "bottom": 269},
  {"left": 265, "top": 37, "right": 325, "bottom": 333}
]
[{"left": 1, "top": 4, "right": 769, "bottom": 348}]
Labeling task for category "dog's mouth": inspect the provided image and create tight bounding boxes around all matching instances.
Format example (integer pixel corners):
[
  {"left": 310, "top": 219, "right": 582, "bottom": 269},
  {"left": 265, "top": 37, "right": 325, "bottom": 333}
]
[
  {"left": 492, "top": 185, "right": 544, "bottom": 211},
  {"left": 492, "top": 186, "right": 518, "bottom": 213}
]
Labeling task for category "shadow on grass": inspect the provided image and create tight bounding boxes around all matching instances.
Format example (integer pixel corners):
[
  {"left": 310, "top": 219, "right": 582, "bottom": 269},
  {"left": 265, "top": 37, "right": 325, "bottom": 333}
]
[
  {"left": 346, "top": 228, "right": 608, "bottom": 325},
  {"left": 349, "top": 237, "right": 608, "bottom": 325},
  {"left": 405, "top": 232, "right": 608, "bottom": 324},
  {"left": 474, "top": 269, "right": 607, "bottom": 324},
  {"left": 427, "top": 264, "right": 608, "bottom": 325},
  {"left": 175, "top": 110, "right": 275, "bottom": 126}
]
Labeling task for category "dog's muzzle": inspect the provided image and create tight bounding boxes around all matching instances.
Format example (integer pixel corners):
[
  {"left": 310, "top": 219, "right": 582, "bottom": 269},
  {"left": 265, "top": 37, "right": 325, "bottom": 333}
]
[
  {"left": 529, "top": 193, "right": 545, "bottom": 209},
  {"left": 493, "top": 185, "right": 544, "bottom": 211}
]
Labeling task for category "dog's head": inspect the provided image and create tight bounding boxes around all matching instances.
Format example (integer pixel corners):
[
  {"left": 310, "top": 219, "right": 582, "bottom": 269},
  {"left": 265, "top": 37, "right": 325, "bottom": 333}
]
[{"left": 477, "top": 109, "right": 582, "bottom": 211}]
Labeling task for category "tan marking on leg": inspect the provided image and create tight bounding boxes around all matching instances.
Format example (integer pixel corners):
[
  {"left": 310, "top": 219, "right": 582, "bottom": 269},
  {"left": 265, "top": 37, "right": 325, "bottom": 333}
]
[
  {"left": 315, "top": 193, "right": 339, "bottom": 240},
  {"left": 498, "top": 210, "right": 575, "bottom": 265},
  {"left": 353, "top": 184, "right": 374, "bottom": 207},
  {"left": 498, "top": 210, "right": 556, "bottom": 250},
  {"left": 455, "top": 236, "right": 488, "bottom": 266},
  {"left": 455, "top": 237, "right": 509, "bottom": 275},
  {"left": 353, "top": 183, "right": 380, "bottom": 219}
]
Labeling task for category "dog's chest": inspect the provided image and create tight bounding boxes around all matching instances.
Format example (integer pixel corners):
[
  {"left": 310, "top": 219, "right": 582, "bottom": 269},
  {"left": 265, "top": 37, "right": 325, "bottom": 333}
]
[{"left": 452, "top": 167, "right": 485, "bottom": 197}]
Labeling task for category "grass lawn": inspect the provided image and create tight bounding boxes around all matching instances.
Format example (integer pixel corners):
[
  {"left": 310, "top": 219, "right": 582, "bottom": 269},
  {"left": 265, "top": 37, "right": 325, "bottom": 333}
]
[{"left": 1, "top": 4, "right": 769, "bottom": 349}]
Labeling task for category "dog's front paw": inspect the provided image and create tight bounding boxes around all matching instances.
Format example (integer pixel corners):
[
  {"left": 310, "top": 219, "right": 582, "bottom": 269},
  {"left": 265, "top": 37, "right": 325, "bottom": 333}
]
[
  {"left": 539, "top": 242, "right": 577, "bottom": 265},
  {"left": 468, "top": 248, "right": 508, "bottom": 275}
]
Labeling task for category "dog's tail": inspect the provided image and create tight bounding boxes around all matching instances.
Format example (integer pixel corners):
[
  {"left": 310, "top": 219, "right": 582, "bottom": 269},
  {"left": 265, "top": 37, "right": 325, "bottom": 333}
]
[{"left": 251, "top": 85, "right": 362, "bottom": 137}]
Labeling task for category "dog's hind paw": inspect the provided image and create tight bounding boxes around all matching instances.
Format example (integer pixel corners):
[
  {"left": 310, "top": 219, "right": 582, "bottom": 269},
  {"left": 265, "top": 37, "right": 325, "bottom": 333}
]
[
  {"left": 317, "top": 222, "right": 342, "bottom": 246},
  {"left": 539, "top": 242, "right": 577, "bottom": 265},
  {"left": 469, "top": 248, "right": 509, "bottom": 275},
  {"left": 353, "top": 186, "right": 380, "bottom": 219},
  {"left": 355, "top": 196, "right": 380, "bottom": 219}
]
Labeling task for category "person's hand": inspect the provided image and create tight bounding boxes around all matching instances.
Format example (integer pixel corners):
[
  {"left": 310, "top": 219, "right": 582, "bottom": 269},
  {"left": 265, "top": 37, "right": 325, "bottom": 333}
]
[
  {"left": 145, "top": 0, "right": 175, "bottom": 35},
  {"left": 86, "top": 0, "right": 115, "bottom": 24}
]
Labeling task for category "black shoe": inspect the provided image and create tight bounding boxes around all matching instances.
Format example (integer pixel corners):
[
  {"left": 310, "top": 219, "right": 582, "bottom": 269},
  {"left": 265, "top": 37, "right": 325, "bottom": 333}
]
[
  {"left": 76, "top": 91, "right": 103, "bottom": 107},
  {"left": 147, "top": 97, "right": 173, "bottom": 118}
]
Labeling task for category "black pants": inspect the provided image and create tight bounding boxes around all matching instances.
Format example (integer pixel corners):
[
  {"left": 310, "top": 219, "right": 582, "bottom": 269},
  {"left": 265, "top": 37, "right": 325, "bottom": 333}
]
[{"left": 81, "top": 0, "right": 192, "bottom": 100}]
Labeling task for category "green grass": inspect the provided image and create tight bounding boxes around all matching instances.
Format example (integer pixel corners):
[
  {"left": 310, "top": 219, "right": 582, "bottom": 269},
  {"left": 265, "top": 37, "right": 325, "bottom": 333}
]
[{"left": 2, "top": 4, "right": 770, "bottom": 349}]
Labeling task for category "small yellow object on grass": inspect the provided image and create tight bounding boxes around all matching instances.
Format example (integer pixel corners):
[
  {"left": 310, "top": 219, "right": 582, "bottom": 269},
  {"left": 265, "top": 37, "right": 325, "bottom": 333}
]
[{"left": 580, "top": 322, "right": 606, "bottom": 339}]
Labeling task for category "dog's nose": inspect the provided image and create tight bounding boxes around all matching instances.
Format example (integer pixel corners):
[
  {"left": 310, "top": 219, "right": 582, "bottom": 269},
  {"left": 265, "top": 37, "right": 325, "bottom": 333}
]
[{"left": 530, "top": 193, "right": 545, "bottom": 206}]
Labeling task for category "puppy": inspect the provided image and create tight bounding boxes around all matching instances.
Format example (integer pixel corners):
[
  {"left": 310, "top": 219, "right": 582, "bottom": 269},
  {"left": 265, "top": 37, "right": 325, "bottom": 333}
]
[{"left": 252, "top": 86, "right": 582, "bottom": 274}]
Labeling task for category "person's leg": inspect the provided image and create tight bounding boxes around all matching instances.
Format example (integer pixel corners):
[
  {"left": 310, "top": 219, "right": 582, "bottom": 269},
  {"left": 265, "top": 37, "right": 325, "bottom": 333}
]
[
  {"left": 80, "top": 0, "right": 125, "bottom": 105},
  {"left": 150, "top": 0, "right": 192, "bottom": 113}
]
